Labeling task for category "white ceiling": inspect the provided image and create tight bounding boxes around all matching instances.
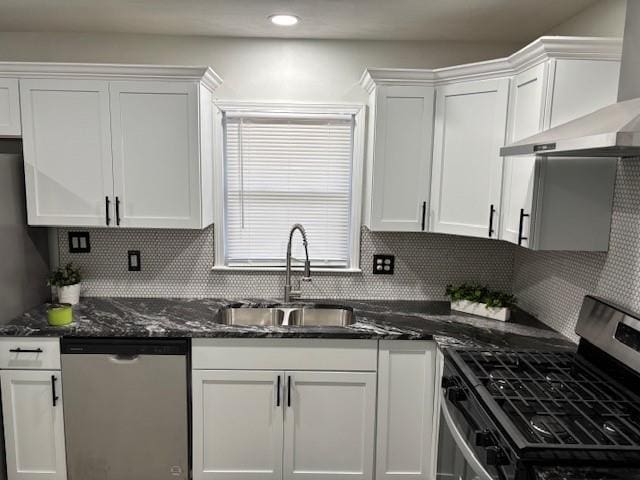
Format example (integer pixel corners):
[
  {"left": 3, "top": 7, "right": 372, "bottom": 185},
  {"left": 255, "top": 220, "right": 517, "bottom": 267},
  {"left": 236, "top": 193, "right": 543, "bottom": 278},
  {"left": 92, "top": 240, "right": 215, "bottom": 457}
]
[{"left": 0, "top": 0, "right": 599, "bottom": 42}]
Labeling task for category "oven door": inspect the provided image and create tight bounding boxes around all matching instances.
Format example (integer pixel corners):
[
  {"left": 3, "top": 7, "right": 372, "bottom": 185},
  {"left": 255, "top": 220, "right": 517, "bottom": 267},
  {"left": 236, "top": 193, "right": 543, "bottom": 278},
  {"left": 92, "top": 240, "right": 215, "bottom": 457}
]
[{"left": 437, "top": 364, "right": 511, "bottom": 480}]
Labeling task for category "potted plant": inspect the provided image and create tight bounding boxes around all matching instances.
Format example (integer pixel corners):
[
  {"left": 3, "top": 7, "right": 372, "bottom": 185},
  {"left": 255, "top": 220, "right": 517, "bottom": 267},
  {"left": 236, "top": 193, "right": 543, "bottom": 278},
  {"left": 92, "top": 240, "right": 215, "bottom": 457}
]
[
  {"left": 48, "top": 263, "right": 82, "bottom": 305},
  {"left": 445, "top": 283, "right": 516, "bottom": 321}
]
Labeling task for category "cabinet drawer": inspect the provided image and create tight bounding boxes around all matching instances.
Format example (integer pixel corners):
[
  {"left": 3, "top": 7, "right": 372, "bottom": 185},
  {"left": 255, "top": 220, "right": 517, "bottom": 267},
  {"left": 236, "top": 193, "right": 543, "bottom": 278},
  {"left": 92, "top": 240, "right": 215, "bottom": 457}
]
[
  {"left": 192, "top": 338, "right": 378, "bottom": 371},
  {"left": 0, "top": 338, "right": 61, "bottom": 370}
]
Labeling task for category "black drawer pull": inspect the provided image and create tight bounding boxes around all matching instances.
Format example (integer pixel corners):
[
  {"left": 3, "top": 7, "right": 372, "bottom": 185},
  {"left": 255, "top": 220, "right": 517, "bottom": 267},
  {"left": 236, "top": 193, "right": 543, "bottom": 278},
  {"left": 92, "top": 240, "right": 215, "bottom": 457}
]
[
  {"left": 115, "top": 196, "right": 121, "bottom": 226},
  {"left": 421, "top": 201, "right": 427, "bottom": 231},
  {"left": 105, "top": 196, "right": 111, "bottom": 226},
  {"left": 488, "top": 204, "right": 495, "bottom": 237},
  {"left": 9, "top": 348, "right": 43, "bottom": 353},
  {"left": 276, "top": 375, "right": 281, "bottom": 407},
  {"left": 51, "top": 375, "right": 59, "bottom": 407},
  {"left": 518, "top": 208, "right": 530, "bottom": 246},
  {"left": 287, "top": 376, "right": 292, "bottom": 407}
]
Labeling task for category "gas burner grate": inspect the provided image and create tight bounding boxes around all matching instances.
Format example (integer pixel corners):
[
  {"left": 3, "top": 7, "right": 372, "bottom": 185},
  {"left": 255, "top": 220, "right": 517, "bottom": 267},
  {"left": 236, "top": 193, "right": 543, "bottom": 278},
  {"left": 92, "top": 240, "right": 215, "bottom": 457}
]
[{"left": 457, "top": 350, "right": 640, "bottom": 450}]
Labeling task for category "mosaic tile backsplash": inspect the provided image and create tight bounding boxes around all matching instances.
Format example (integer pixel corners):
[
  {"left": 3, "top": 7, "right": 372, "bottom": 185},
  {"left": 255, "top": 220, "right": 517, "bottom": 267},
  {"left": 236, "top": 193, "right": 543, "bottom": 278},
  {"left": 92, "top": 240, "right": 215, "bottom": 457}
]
[
  {"left": 513, "top": 158, "right": 640, "bottom": 342},
  {"left": 56, "top": 158, "right": 640, "bottom": 342},
  {"left": 57, "top": 226, "right": 514, "bottom": 301}
]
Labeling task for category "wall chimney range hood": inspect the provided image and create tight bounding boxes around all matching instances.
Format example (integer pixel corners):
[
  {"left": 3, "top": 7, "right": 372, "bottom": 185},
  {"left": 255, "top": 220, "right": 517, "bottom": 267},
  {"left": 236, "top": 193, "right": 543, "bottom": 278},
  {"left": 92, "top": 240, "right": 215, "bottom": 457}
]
[{"left": 501, "top": 1, "right": 640, "bottom": 158}]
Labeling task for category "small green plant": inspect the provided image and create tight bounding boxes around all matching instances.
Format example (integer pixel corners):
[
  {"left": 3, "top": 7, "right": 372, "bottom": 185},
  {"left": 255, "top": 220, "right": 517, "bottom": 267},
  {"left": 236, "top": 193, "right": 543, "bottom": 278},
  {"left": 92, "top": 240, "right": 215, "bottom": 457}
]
[
  {"left": 48, "top": 263, "right": 82, "bottom": 288},
  {"left": 445, "top": 283, "right": 517, "bottom": 309}
]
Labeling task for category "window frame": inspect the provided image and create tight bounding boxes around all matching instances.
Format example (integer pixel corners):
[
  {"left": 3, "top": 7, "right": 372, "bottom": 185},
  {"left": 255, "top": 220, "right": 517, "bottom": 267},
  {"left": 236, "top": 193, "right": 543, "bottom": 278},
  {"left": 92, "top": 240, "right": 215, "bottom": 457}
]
[{"left": 212, "top": 101, "right": 366, "bottom": 272}]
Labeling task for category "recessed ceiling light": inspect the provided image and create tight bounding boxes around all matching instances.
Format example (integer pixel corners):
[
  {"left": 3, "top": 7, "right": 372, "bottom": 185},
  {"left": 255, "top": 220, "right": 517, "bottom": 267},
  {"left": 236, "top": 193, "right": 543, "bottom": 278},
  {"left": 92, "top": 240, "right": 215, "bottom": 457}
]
[{"left": 269, "top": 14, "right": 300, "bottom": 26}]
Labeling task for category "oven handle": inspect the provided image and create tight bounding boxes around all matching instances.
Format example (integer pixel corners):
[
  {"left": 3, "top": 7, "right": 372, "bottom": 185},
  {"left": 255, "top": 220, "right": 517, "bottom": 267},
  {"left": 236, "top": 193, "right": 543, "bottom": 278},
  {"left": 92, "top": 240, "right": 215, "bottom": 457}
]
[{"left": 441, "top": 397, "right": 496, "bottom": 480}]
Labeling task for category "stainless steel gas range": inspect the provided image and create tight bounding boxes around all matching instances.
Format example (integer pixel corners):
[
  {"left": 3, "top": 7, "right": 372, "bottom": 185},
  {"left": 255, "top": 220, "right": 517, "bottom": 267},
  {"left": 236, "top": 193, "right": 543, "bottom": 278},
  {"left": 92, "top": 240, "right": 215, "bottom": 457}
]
[{"left": 438, "top": 296, "right": 640, "bottom": 480}]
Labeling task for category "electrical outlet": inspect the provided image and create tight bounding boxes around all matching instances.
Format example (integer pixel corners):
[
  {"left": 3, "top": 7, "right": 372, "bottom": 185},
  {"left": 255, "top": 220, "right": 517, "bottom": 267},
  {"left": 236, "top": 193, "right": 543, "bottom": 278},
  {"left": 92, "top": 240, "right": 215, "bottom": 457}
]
[
  {"left": 373, "top": 254, "right": 395, "bottom": 274},
  {"left": 68, "top": 232, "right": 91, "bottom": 253},
  {"left": 128, "top": 250, "right": 141, "bottom": 271}
]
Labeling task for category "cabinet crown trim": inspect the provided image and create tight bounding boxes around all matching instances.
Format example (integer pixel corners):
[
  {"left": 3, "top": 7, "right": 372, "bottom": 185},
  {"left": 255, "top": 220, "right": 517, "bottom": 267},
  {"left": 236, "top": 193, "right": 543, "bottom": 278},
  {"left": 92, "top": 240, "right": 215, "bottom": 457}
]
[
  {"left": 360, "top": 36, "right": 622, "bottom": 93},
  {"left": 0, "top": 62, "right": 222, "bottom": 91}
]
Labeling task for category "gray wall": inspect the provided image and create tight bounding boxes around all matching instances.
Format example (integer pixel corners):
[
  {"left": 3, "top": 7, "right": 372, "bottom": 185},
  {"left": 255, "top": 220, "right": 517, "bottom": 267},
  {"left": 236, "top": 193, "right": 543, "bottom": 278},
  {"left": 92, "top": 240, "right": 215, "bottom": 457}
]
[
  {"left": 0, "top": 32, "right": 521, "bottom": 104},
  {"left": 0, "top": 141, "right": 50, "bottom": 322},
  {"left": 545, "top": 0, "right": 627, "bottom": 37}
]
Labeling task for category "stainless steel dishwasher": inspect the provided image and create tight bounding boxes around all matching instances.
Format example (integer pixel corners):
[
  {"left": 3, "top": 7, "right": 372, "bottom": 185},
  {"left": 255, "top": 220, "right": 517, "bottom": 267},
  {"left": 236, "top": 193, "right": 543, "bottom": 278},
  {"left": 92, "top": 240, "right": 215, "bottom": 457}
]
[{"left": 61, "top": 338, "right": 190, "bottom": 480}]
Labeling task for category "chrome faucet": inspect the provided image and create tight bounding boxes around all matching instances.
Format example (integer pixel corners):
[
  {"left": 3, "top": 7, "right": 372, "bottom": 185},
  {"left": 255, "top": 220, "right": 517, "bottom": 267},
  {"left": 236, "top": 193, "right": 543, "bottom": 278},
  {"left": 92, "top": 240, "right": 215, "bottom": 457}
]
[{"left": 284, "top": 224, "right": 312, "bottom": 303}]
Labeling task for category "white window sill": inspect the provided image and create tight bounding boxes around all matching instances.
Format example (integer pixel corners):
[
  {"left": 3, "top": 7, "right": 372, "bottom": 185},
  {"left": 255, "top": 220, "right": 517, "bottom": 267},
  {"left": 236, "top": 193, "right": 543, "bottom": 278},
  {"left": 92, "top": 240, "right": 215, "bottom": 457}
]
[{"left": 211, "top": 266, "right": 363, "bottom": 274}]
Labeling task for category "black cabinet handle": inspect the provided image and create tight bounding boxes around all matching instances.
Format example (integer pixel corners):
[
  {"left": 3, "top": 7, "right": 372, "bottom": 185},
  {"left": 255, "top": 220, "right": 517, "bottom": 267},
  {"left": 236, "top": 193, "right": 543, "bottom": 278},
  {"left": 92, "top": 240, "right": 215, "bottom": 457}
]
[
  {"left": 276, "top": 375, "right": 281, "bottom": 407},
  {"left": 421, "top": 201, "right": 426, "bottom": 231},
  {"left": 105, "top": 196, "right": 111, "bottom": 226},
  {"left": 287, "top": 375, "right": 292, "bottom": 407},
  {"left": 518, "top": 208, "right": 530, "bottom": 246},
  {"left": 115, "top": 196, "right": 121, "bottom": 226},
  {"left": 488, "top": 204, "right": 495, "bottom": 238},
  {"left": 9, "top": 348, "right": 43, "bottom": 353},
  {"left": 51, "top": 375, "right": 59, "bottom": 407}
]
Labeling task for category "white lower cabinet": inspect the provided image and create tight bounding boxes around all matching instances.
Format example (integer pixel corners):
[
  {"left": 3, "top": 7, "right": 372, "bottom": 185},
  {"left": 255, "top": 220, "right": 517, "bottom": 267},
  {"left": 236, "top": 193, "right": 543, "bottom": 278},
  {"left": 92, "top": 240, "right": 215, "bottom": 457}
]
[
  {"left": 192, "top": 370, "right": 283, "bottom": 480},
  {"left": 376, "top": 341, "right": 438, "bottom": 480},
  {"left": 192, "top": 369, "right": 376, "bottom": 480},
  {"left": 283, "top": 371, "right": 376, "bottom": 480},
  {"left": 0, "top": 369, "right": 67, "bottom": 480}
]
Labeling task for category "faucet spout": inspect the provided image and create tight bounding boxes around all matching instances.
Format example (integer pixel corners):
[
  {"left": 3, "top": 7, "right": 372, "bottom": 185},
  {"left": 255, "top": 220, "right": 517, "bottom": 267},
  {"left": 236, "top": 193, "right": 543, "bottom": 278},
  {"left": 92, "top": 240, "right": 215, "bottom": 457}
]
[{"left": 284, "top": 224, "right": 312, "bottom": 303}]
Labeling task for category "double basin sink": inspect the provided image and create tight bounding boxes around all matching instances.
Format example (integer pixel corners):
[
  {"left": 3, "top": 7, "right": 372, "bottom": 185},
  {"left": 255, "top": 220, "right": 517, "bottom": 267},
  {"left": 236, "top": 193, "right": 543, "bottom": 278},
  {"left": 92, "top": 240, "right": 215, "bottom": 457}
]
[{"left": 216, "top": 304, "right": 355, "bottom": 327}]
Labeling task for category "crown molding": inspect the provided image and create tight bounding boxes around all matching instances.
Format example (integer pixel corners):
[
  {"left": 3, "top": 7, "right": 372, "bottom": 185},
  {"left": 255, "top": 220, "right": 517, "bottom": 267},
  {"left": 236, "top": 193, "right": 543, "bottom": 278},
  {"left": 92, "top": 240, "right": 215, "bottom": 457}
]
[
  {"left": 0, "top": 62, "right": 223, "bottom": 90},
  {"left": 360, "top": 36, "right": 623, "bottom": 92}
]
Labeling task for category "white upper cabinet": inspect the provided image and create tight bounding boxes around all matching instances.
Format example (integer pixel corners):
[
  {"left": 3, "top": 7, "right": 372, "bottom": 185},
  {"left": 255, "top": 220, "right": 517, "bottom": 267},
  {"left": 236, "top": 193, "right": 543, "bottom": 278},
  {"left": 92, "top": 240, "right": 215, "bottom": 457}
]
[
  {"left": 361, "top": 81, "right": 434, "bottom": 232},
  {"left": 545, "top": 58, "right": 621, "bottom": 129},
  {"left": 500, "top": 63, "right": 548, "bottom": 245},
  {"left": 430, "top": 78, "right": 509, "bottom": 238},
  {"left": 16, "top": 65, "right": 221, "bottom": 228},
  {"left": 20, "top": 79, "right": 115, "bottom": 227},
  {"left": 110, "top": 81, "right": 210, "bottom": 228},
  {"left": 0, "top": 78, "right": 21, "bottom": 136},
  {"left": 500, "top": 55, "right": 621, "bottom": 250}
]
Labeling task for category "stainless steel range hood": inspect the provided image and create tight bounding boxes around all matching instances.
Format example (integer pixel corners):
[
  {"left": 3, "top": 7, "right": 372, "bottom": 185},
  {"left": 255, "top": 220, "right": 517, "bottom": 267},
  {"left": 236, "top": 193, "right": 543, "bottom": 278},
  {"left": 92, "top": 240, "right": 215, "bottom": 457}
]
[{"left": 501, "top": 0, "right": 640, "bottom": 158}]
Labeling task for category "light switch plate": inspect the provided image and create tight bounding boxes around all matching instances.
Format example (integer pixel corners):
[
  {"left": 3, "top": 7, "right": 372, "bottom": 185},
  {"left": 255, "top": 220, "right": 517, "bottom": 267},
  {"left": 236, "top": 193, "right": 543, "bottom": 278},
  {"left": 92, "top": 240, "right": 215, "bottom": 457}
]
[
  {"left": 373, "top": 254, "right": 395, "bottom": 274},
  {"left": 128, "top": 250, "right": 141, "bottom": 271},
  {"left": 68, "top": 232, "right": 91, "bottom": 253}
]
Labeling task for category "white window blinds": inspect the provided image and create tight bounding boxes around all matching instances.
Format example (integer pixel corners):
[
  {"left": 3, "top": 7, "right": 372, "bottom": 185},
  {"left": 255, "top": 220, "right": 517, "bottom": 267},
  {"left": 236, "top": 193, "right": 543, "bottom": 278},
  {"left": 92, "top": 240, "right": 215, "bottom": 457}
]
[{"left": 223, "top": 113, "right": 355, "bottom": 267}]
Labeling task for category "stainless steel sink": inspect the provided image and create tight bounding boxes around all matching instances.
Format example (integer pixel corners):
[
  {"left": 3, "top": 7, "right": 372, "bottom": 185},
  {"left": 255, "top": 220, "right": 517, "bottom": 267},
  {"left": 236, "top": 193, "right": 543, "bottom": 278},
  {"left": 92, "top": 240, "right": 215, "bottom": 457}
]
[
  {"left": 217, "top": 307, "right": 285, "bottom": 326},
  {"left": 216, "top": 305, "right": 355, "bottom": 327},
  {"left": 288, "top": 307, "right": 354, "bottom": 326}
]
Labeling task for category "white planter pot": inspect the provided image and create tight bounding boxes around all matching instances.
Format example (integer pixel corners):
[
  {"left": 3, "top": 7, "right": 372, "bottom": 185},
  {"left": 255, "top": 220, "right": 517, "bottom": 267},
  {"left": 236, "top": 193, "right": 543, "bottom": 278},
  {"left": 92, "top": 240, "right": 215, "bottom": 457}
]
[
  {"left": 450, "top": 299, "right": 510, "bottom": 322},
  {"left": 57, "top": 284, "right": 81, "bottom": 305}
]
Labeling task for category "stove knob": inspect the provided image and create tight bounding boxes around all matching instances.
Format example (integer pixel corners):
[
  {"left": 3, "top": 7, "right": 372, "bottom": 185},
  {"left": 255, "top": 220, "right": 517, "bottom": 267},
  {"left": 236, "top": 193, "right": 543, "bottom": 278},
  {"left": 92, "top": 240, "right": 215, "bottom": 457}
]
[
  {"left": 441, "top": 376, "right": 456, "bottom": 389},
  {"left": 446, "top": 387, "right": 467, "bottom": 402},
  {"left": 475, "top": 429, "right": 496, "bottom": 447},
  {"left": 485, "top": 446, "right": 507, "bottom": 466}
]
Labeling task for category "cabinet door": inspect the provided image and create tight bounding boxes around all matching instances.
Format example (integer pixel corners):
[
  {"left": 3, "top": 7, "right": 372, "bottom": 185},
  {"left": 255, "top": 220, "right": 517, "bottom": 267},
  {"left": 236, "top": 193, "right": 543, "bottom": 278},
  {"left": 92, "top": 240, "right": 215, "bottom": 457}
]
[
  {"left": 500, "top": 63, "right": 547, "bottom": 245},
  {"left": 0, "top": 78, "right": 21, "bottom": 136},
  {"left": 430, "top": 78, "right": 509, "bottom": 238},
  {"left": 1, "top": 370, "right": 67, "bottom": 480},
  {"left": 370, "top": 85, "right": 434, "bottom": 231},
  {"left": 20, "top": 79, "right": 114, "bottom": 226},
  {"left": 283, "top": 371, "right": 376, "bottom": 480},
  {"left": 110, "top": 81, "right": 202, "bottom": 228},
  {"left": 376, "top": 341, "right": 438, "bottom": 480},
  {"left": 546, "top": 59, "right": 620, "bottom": 129},
  {"left": 192, "top": 370, "right": 284, "bottom": 480}
]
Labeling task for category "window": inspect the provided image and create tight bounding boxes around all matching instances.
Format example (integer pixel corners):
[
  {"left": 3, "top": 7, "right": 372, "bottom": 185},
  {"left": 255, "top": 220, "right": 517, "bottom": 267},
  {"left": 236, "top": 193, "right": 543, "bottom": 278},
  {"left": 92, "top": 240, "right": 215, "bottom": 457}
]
[{"left": 214, "top": 103, "right": 364, "bottom": 270}]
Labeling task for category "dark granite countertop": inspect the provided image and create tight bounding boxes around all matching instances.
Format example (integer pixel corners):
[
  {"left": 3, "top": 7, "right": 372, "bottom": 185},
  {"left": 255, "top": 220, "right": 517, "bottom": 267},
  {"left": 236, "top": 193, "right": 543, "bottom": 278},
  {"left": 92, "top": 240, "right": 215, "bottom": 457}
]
[{"left": 5, "top": 298, "right": 575, "bottom": 350}]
